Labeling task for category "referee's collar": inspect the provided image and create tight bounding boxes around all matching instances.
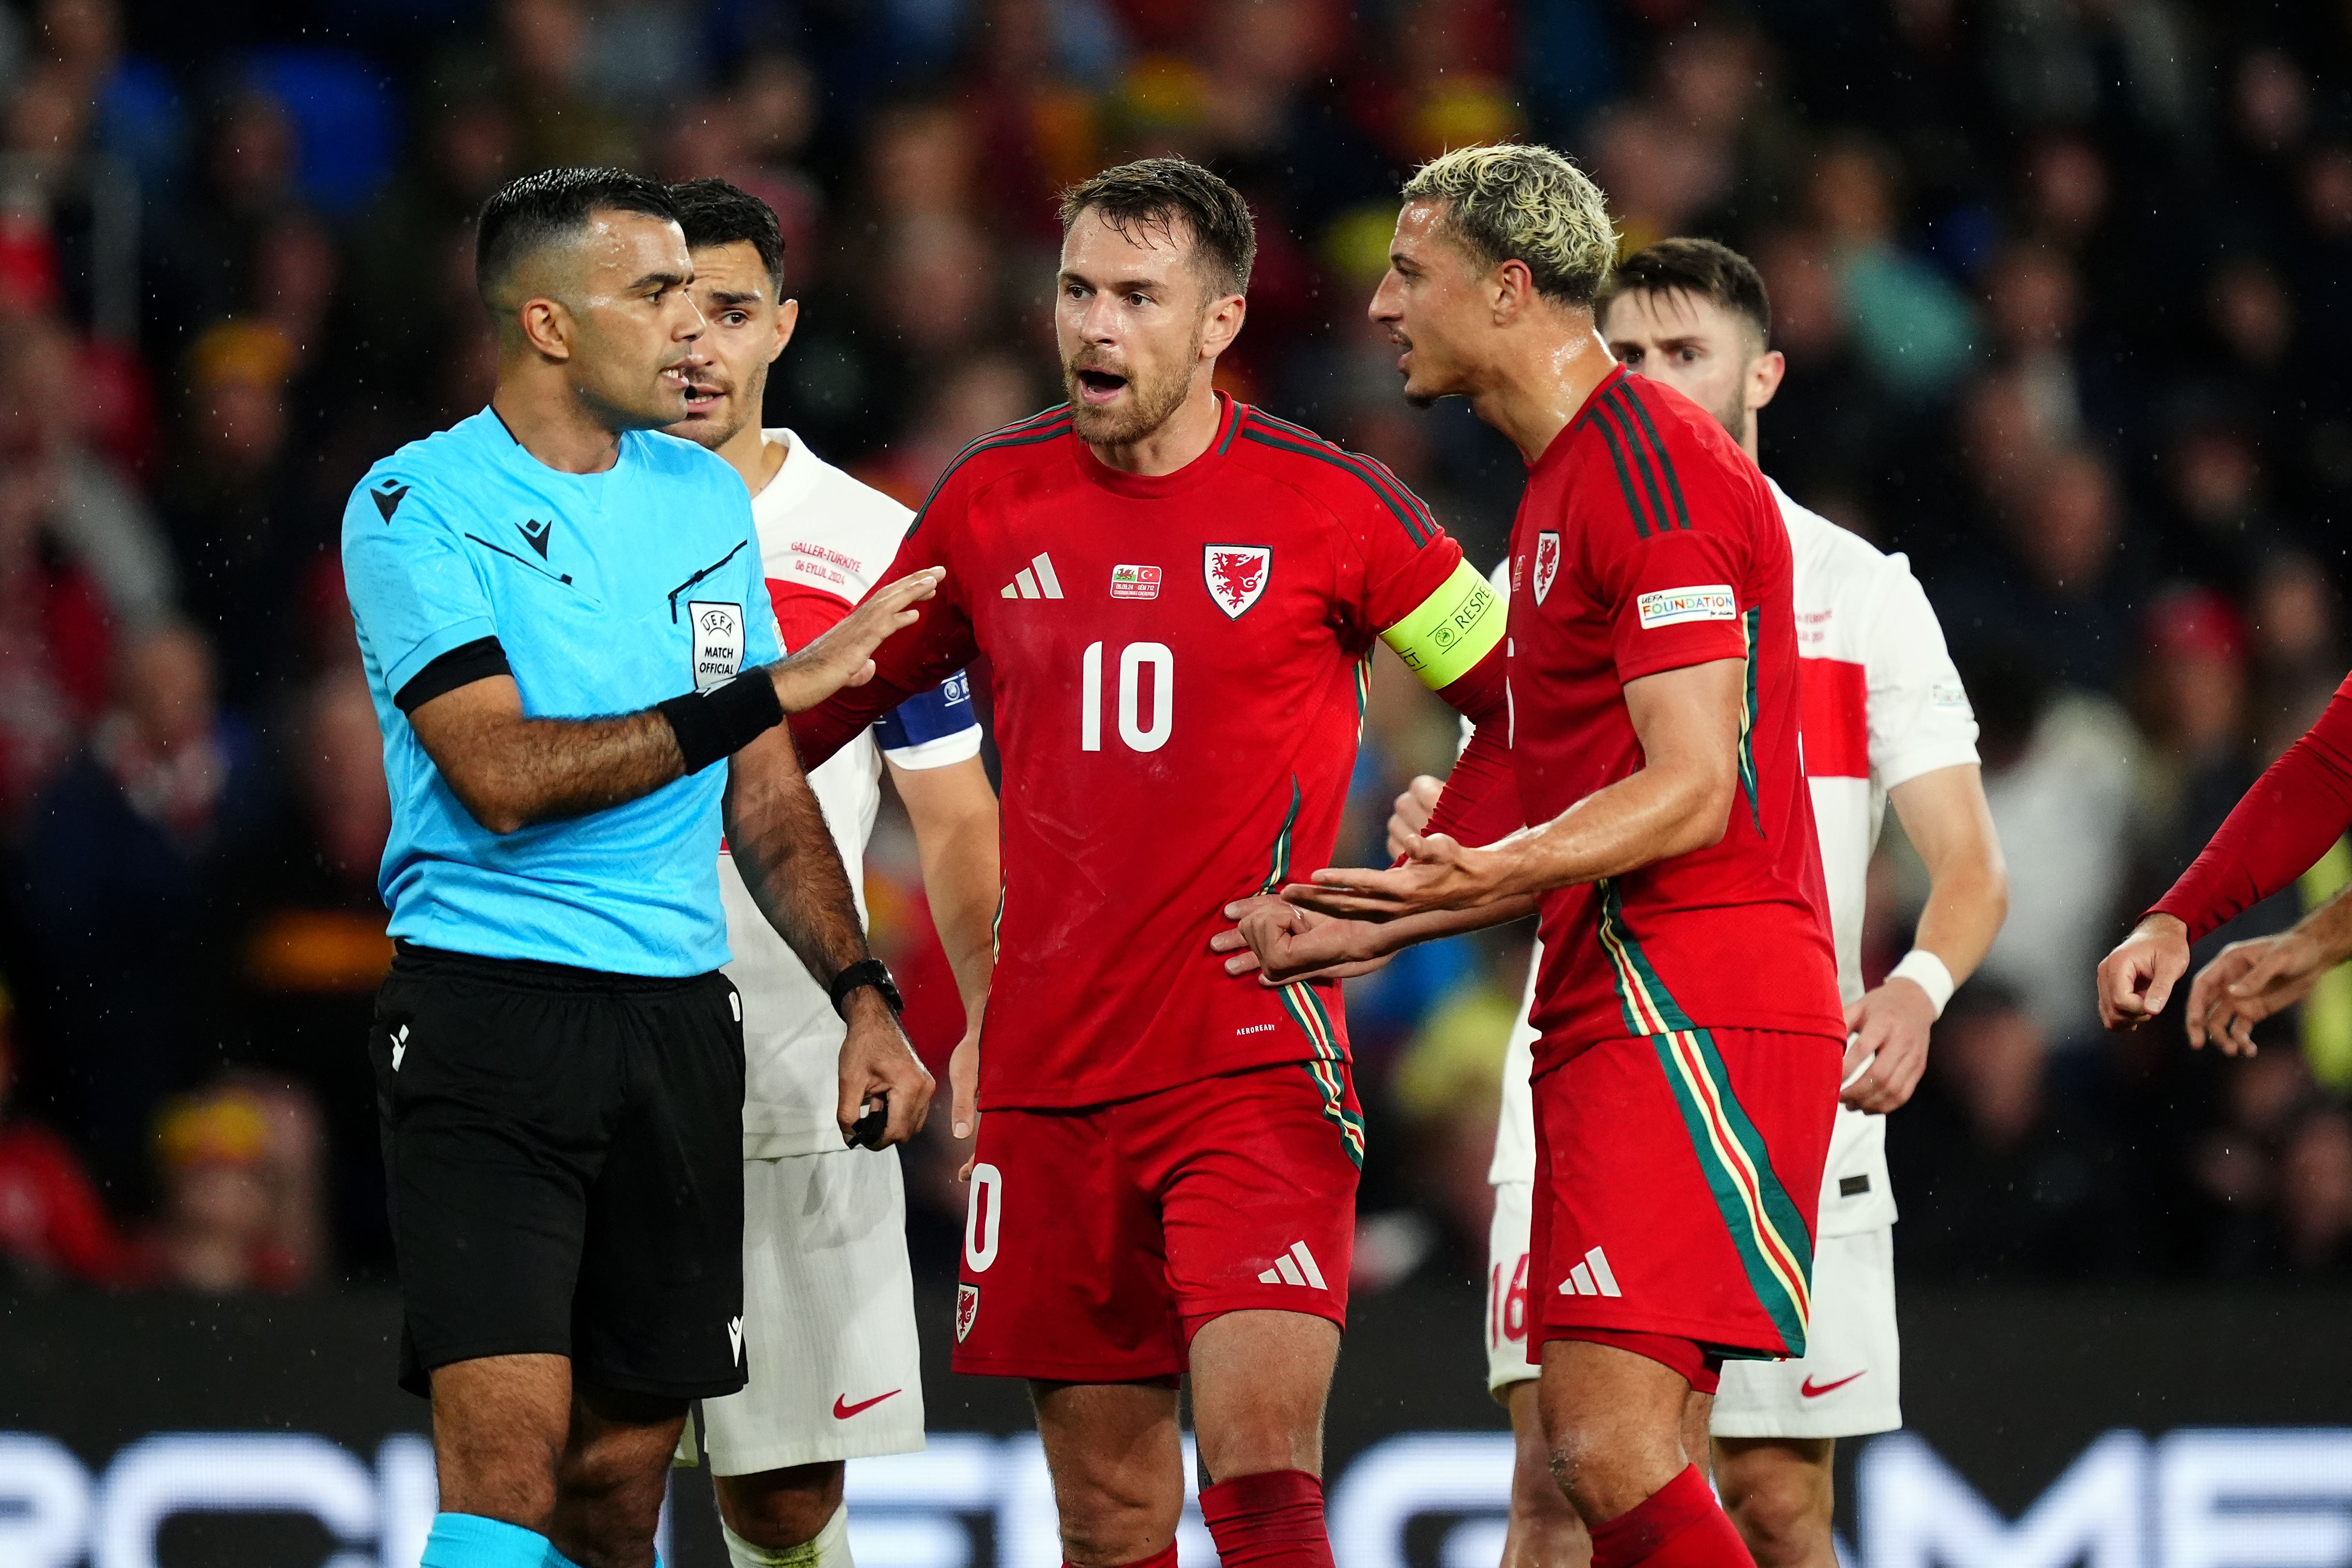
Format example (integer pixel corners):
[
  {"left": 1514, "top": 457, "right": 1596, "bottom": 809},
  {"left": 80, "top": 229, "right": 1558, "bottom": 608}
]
[{"left": 477, "top": 404, "right": 638, "bottom": 480}]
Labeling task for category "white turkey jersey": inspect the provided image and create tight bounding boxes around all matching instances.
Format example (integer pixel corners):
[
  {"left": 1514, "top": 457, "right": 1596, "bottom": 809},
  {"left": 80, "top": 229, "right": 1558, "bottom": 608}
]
[{"left": 719, "top": 431, "right": 981, "bottom": 1158}]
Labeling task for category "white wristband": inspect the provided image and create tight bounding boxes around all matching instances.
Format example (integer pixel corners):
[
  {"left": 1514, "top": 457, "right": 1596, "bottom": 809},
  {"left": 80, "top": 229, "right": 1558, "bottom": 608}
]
[{"left": 1887, "top": 949, "right": 1955, "bottom": 1019}]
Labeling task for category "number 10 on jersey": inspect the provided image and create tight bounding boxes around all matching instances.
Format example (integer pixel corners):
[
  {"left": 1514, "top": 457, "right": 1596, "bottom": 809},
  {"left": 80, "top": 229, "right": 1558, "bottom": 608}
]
[{"left": 1080, "top": 641, "right": 1173, "bottom": 753}]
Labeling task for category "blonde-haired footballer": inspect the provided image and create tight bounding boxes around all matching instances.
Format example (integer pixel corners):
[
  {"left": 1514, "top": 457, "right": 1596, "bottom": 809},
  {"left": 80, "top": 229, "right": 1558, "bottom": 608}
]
[
  {"left": 661, "top": 178, "right": 1002, "bottom": 1568},
  {"left": 1395, "top": 236, "right": 2007, "bottom": 1568}
]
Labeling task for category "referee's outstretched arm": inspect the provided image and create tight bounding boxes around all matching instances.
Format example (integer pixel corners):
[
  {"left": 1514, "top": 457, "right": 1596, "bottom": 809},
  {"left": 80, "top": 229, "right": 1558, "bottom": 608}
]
[{"left": 407, "top": 568, "right": 941, "bottom": 835}]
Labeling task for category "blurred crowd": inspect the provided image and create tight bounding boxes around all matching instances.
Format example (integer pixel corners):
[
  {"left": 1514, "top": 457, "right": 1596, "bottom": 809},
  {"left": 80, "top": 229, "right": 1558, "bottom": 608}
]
[{"left": 0, "top": 0, "right": 2349, "bottom": 1295}]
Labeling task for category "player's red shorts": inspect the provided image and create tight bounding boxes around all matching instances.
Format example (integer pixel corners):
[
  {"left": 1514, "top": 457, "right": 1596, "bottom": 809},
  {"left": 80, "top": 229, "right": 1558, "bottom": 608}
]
[
  {"left": 1529, "top": 1027, "right": 1841, "bottom": 1394},
  {"left": 952, "top": 1060, "right": 1362, "bottom": 1381}
]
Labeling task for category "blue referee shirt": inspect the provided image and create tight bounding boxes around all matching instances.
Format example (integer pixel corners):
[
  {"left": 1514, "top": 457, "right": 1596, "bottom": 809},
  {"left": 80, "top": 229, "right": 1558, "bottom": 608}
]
[{"left": 343, "top": 409, "right": 782, "bottom": 977}]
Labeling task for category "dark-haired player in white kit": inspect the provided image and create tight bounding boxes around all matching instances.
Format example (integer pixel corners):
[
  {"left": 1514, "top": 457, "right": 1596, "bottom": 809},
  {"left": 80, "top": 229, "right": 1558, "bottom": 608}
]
[
  {"left": 1395, "top": 238, "right": 2008, "bottom": 1568},
  {"left": 661, "top": 178, "right": 1001, "bottom": 1568}
]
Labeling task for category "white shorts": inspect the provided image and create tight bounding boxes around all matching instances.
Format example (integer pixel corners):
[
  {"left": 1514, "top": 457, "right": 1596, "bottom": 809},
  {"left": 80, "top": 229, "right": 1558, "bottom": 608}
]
[
  {"left": 1709, "top": 1225, "right": 1901, "bottom": 1439},
  {"left": 694, "top": 1145, "right": 927, "bottom": 1475},
  {"left": 1484, "top": 1180, "right": 1901, "bottom": 1440},
  {"left": 1484, "top": 1178, "right": 1538, "bottom": 1396}
]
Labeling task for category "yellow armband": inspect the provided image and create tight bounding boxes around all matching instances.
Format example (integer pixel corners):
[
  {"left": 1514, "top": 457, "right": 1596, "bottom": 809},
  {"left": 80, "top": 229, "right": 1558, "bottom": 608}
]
[{"left": 1380, "top": 557, "right": 1506, "bottom": 690}]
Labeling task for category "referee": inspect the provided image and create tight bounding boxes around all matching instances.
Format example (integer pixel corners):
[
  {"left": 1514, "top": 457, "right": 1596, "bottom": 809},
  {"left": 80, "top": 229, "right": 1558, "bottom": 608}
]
[{"left": 341, "top": 168, "right": 938, "bottom": 1568}]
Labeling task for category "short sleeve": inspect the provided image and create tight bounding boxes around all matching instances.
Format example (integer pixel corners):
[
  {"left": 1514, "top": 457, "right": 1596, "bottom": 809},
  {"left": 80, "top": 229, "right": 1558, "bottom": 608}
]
[
  {"left": 877, "top": 669, "right": 983, "bottom": 769},
  {"left": 786, "top": 466, "right": 977, "bottom": 771},
  {"left": 1354, "top": 460, "right": 1462, "bottom": 632},
  {"left": 342, "top": 476, "right": 499, "bottom": 704},
  {"left": 1865, "top": 556, "right": 1980, "bottom": 790},
  {"left": 1336, "top": 458, "right": 1507, "bottom": 698},
  {"left": 1588, "top": 507, "right": 1752, "bottom": 685}
]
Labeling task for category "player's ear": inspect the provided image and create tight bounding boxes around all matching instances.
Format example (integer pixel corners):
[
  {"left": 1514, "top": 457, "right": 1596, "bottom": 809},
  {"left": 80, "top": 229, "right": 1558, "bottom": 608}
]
[
  {"left": 1748, "top": 347, "right": 1786, "bottom": 412},
  {"left": 1489, "top": 259, "right": 1534, "bottom": 324},
  {"left": 1200, "top": 291, "right": 1246, "bottom": 360},
  {"left": 771, "top": 297, "right": 800, "bottom": 363},
  {"left": 516, "top": 295, "right": 573, "bottom": 362}
]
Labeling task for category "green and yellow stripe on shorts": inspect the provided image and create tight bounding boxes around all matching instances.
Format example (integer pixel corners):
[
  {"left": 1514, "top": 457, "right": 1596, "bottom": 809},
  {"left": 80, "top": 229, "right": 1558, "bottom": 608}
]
[
  {"left": 1595, "top": 880, "right": 1812, "bottom": 1353},
  {"left": 1260, "top": 777, "right": 1367, "bottom": 1168}
]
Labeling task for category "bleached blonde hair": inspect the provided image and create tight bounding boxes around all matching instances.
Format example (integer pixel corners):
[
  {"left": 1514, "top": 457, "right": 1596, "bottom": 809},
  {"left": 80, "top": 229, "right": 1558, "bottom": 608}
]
[{"left": 1401, "top": 143, "right": 1618, "bottom": 308}]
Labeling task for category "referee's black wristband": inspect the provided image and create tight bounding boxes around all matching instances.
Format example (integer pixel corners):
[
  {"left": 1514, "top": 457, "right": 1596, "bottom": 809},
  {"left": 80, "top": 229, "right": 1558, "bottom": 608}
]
[
  {"left": 658, "top": 673, "right": 783, "bottom": 775},
  {"left": 829, "top": 957, "right": 904, "bottom": 1018}
]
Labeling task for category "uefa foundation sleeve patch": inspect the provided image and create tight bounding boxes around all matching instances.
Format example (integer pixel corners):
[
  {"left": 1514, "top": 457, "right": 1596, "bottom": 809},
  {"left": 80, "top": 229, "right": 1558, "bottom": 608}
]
[{"left": 1636, "top": 585, "right": 1738, "bottom": 629}]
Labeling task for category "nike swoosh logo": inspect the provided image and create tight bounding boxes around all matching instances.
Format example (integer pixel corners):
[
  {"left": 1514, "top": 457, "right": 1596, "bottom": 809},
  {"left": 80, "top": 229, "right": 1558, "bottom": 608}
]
[
  {"left": 832, "top": 1389, "right": 902, "bottom": 1419},
  {"left": 1800, "top": 1371, "right": 1866, "bottom": 1398}
]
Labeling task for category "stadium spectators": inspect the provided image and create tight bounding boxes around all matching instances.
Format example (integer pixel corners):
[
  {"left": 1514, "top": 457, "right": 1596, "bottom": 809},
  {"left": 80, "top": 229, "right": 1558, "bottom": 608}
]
[
  {"left": 2, "top": 0, "right": 2351, "bottom": 1291},
  {"left": 148, "top": 1080, "right": 319, "bottom": 1292},
  {"left": 12, "top": 619, "right": 259, "bottom": 1202},
  {"left": 0, "top": 1002, "right": 141, "bottom": 1286}
]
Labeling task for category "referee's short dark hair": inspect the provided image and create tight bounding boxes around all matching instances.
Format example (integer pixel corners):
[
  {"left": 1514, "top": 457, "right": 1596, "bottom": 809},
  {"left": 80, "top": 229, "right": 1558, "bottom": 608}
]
[
  {"left": 1601, "top": 237, "right": 1772, "bottom": 349},
  {"left": 668, "top": 177, "right": 786, "bottom": 293},
  {"left": 476, "top": 167, "right": 682, "bottom": 308},
  {"left": 1059, "top": 158, "right": 1256, "bottom": 298}
]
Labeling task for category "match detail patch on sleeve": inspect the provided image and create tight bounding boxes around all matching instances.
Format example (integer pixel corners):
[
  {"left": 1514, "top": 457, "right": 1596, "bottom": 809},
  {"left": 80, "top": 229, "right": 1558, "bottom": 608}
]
[
  {"left": 1635, "top": 585, "right": 1737, "bottom": 629},
  {"left": 1382, "top": 558, "right": 1506, "bottom": 690}
]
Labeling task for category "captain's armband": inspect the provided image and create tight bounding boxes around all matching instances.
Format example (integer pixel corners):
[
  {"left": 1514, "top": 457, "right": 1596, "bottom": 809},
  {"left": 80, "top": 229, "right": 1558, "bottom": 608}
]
[{"left": 1380, "top": 558, "right": 1506, "bottom": 691}]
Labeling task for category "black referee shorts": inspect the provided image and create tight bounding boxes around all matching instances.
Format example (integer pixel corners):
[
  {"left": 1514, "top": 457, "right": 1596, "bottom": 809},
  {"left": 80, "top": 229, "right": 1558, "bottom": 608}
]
[{"left": 371, "top": 942, "right": 747, "bottom": 1401}]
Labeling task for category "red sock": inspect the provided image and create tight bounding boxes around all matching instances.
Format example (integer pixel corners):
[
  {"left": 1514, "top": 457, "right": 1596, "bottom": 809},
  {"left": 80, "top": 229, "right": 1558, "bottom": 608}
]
[
  {"left": 1065, "top": 1545, "right": 1177, "bottom": 1568},
  {"left": 1197, "top": 1468, "right": 1335, "bottom": 1568},
  {"left": 1587, "top": 1465, "right": 1754, "bottom": 1568}
]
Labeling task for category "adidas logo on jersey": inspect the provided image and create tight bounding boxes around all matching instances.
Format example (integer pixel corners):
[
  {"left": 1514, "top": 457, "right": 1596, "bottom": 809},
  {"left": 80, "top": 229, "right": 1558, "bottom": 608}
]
[
  {"left": 1001, "top": 553, "right": 1065, "bottom": 600},
  {"left": 1557, "top": 1246, "right": 1622, "bottom": 1297},
  {"left": 1256, "top": 1241, "right": 1329, "bottom": 1290}
]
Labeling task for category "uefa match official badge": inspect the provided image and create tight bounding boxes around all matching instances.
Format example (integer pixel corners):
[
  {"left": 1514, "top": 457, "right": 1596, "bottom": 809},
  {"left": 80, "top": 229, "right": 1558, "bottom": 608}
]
[
  {"left": 956, "top": 1283, "right": 980, "bottom": 1342},
  {"left": 688, "top": 601, "right": 746, "bottom": 690},
  {"left": 1532, "top": 531, "right": 1562, "bottom": 605},
  {"left": 1110, "top": 564, "right": 1162, "bottom": 600},
  {"left": 1204, "top": 545, "right": 1272, "bottom": 618}
]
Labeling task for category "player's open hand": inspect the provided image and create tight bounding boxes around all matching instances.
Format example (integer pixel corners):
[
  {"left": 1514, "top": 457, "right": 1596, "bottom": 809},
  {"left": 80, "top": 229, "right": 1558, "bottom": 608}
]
[
  {"left": 1387, "top": 775, "right": 1444, "bottom": 861},
  {"left": 1215, "top": 894, "right": 1393, "bottom": 982},
  {"left": 1840, "top": 978, "right": 1936, "bottom": 1113},
  {"left": 1284, "top": 830, "right": 1502, "bottom": 921},
  {"left": 836, "top": 994, "right": 934, "bottom": 1149},
  {"left": 2185, "top": 930, "right": 2325, "bottom": 1055},
  {"left": 949, "top": 1021, "right": 981, "bottom": 1181},
  {"left": 2096, "top": 913, "right": 2190, "bottom": 1031},
  {"left": 768, "top": 567, "right": 945, "bottom": 713}
]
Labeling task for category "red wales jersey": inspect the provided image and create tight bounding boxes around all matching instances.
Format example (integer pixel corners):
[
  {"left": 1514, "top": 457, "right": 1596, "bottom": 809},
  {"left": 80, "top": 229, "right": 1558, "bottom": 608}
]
[
  {"left": 792, "top": 396, "right": 1506, "bottom": 1110},
  {"left": 1486, "top": 367, "right": 1840, "bottom": 1060}
]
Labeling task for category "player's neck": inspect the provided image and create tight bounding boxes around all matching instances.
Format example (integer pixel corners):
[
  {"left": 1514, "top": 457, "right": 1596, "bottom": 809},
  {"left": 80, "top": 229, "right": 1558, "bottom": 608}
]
[
  {"left": 1471, "top": 323, "right": 1616, "bottom": 465},
  {"left": 718, "top": 422, "right": 790, "bottom": 498},
  {"left": 1087, "top": 379, "right": 1222, "bottom": 477},
  {"left": 490, "top": 373, "right": 626, "bottom": 475}
]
